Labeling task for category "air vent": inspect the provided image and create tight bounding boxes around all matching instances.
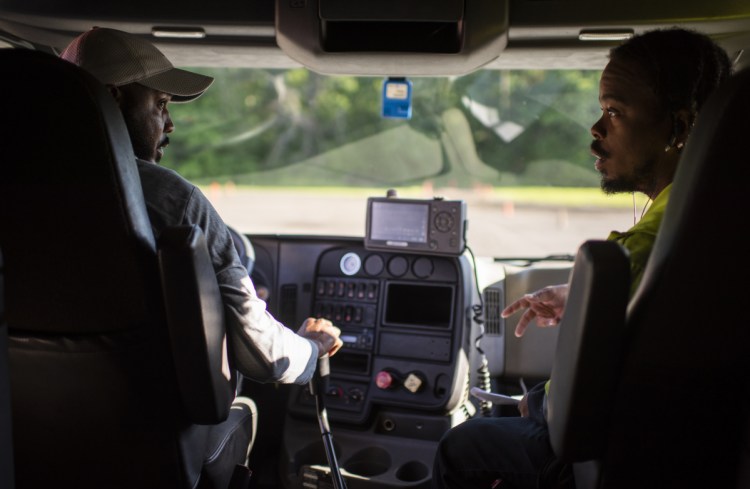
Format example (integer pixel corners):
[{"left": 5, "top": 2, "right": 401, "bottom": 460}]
[
  {"left": 319, "top": 0, "right": 464, "bottom": 53},
  {"left": 279, "top": 284, "right": 298, "bottom": 328},
  {"left": 483, "top": 285, "right": 503, "bottom": 336}
]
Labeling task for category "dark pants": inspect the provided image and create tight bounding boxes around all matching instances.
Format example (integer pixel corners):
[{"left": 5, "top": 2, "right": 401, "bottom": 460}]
[{"left": 431, "top": 416, "right": 555, "bottom": 489}]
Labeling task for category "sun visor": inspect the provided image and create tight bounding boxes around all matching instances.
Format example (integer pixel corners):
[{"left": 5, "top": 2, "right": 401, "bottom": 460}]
[{"left": 275, "top": 0, "right": 509, "bottom": 76}]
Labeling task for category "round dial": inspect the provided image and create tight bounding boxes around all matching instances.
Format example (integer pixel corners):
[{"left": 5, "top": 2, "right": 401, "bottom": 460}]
[{"left": 339, "top": 252, "right": 362, "bottom": 276}]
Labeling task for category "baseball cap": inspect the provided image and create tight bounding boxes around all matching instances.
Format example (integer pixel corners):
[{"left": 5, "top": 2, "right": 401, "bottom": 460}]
[{"left": 60, "top": 27, "right": 214, "bottom": 102}]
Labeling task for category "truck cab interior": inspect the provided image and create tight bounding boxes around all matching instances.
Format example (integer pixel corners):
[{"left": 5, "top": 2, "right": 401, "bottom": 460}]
[{"left": 1, "top": 1, "right": 749, "bottom": 489}]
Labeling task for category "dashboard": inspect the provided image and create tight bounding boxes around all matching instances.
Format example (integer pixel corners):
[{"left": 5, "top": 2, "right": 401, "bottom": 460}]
[
  {"left": 245, "top": 235, "right": 476, "bottom": 488},
  {"left": 249, "top": 237, "right": 473, "bottom": 425},
  {"left": 240, "top": 200, "right": 571, "bottom": 488}
]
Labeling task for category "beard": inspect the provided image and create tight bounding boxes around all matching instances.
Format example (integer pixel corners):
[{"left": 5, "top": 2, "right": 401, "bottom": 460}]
[
  {"left": 128, "top": 131, "right": 157, "bottom": 162},
  {"left": 116, "top": 85, "right": 164, "bottom": 163},
  {"left": 600, "top": 156, "right": 658, "bottom": 195},
  {"left": 120, "top": 112, "right": 160, "bottom": 163}
]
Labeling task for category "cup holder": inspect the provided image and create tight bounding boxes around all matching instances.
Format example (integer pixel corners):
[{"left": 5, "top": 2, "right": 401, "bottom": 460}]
[
  {"left": 343, "top": 446, "right": 391, "bottom": 477},
  {"left": 396, "top": 461, "right": 429, "bottom": 482},
  {"left": 293, "top": 441, "right": 342, "bottom": 473}
]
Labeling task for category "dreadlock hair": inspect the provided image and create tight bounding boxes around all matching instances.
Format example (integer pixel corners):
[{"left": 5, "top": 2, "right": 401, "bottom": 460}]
[{"left": 610, "top": 27, "right": 733, "bottom": 119}]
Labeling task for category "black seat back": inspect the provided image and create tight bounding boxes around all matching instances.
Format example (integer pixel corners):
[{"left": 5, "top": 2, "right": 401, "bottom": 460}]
[
  {"left": 547, "top": 240, "right": 630, "bottom": 463},
  {"left": 0, "top": 48, "right": 235, "bottom": 489},
  {"left": 601, "top": 66, "right": 750, "bottom": 488}
]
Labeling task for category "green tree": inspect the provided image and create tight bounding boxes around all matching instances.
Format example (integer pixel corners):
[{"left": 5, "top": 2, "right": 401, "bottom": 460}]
[{"left": 164, "top": 67, "right": 602, "bottom": 188}]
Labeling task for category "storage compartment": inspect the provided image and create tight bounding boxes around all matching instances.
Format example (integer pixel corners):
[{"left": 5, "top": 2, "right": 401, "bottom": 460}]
[
  {"left": 343, "top": 446, "right": 391, "bottom": 477},
  {"left": 289, "top": 440, "right": 343, "bottom": 477},
  {"left": 282, "top": 417, "right": 442, "bottom": 488},
  {"left": 330, "top": 350, "right": 371, "bottom": 375}
]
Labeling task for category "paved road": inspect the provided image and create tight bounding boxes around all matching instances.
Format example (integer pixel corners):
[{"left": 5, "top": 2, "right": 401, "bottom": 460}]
[{"left": 206, "top": 187, "right": 635, "bottom": 258}]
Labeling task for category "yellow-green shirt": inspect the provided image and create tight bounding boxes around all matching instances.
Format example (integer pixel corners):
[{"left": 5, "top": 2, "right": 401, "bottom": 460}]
[
  {"left": 606, "top": 183, "right": 672, "bottom": 296},
  {"left": 544, "top": 184, "right": 672, "bottom": 396}
]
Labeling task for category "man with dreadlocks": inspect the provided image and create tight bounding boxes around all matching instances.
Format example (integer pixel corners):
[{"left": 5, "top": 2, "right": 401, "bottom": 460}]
[{"left": 431, "top": 27, "right": 732, "bottom": 489}]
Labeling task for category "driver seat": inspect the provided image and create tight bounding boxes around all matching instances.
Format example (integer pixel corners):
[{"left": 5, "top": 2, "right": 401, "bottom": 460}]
[{"left": 0, "top": 48, "right": 254, "bottom": 489}]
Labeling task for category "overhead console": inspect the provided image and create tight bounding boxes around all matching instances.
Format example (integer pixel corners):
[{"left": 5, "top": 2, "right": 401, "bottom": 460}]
[
  {"left": 275, "top": 0, "right": 509, "bottom": 75},
  {"left": 1, "top": 0, "right": 747, "bottom": 70}
]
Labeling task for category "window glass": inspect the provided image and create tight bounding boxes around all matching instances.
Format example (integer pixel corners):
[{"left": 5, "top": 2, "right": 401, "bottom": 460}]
[{"left": 166, "top": 67, "right": 637, "bottom": 257}]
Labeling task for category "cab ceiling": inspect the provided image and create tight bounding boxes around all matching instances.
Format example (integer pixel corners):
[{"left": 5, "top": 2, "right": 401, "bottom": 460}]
[{"left": 0, "top": 0, "right": 747, "bottom": 73}]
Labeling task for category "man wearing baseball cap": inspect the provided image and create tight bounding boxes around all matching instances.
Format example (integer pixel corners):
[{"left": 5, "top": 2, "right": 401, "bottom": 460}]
[
  {"left": 61, "top": 26, "right": 214, "bottom": 103},
  {"left": 60, "top": 27, "right": 214, "bottom": 163},
  {"left": 60, "top": 27, "right": 342, "bottom": 390}
]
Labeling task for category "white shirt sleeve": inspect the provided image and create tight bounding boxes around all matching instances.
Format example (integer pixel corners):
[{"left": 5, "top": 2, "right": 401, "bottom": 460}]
[
  {"left": 221, "top": 275, "right": 319, "bottom": 384},
  {"left": 185, "top": 185, "right": 318, "bottom": 384}
]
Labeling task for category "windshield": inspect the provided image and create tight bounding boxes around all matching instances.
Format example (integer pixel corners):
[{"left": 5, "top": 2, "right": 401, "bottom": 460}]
[{"left": 165, "top": 67, "right": 639, "bottom": 257}]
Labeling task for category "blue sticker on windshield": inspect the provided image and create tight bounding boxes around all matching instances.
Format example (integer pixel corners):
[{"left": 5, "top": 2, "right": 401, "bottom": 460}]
[{"left": 381, "top": 77, "right": 412, "bottom": 119}]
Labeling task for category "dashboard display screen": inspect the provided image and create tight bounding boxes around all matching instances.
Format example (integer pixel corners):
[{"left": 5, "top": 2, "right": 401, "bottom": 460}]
[
  {"left": 384, "top": 283, "right": 453, "bottom": 328},
  {"left": 369, "top": 201, "right": 428, "bottom": 244}
]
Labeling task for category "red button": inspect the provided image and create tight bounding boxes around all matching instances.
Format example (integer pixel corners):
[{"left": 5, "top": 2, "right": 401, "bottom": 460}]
[{"left": 375, "top": 370, "right": 393, "bottom": 389}]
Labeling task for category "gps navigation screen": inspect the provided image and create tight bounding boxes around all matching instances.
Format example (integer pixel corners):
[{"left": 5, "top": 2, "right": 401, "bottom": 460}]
[{"left": 370, "top": 201, "right": 428, "bottom": 243}]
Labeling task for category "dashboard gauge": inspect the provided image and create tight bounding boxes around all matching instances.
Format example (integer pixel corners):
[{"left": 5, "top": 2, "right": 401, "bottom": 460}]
[
  {"left": 339, "top": 252, "right": 362, "bottom": 276},
  {"left": 364, "top": 254, "right": 385, "bottom": 276}
]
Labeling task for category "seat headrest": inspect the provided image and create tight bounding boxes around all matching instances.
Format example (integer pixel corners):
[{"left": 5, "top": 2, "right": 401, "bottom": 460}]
[{"left": 0, "top": 49, "right": 161, "bottom": 333}]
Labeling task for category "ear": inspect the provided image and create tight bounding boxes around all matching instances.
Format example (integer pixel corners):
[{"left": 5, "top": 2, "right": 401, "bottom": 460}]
[
  {"left": 106, "top": 84, "right": 123, "bottom": 104},
  {"left": 673, "top": 109, "right": 694, "bottom": 149}
]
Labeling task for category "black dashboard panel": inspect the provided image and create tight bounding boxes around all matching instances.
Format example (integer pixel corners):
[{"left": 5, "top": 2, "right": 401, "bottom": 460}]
[
  {"left": 246, "top": 235, "right": 478, "bottom": 488},
  {"left": 248, "top": 235, "right": 473, "bottom": 425}
]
